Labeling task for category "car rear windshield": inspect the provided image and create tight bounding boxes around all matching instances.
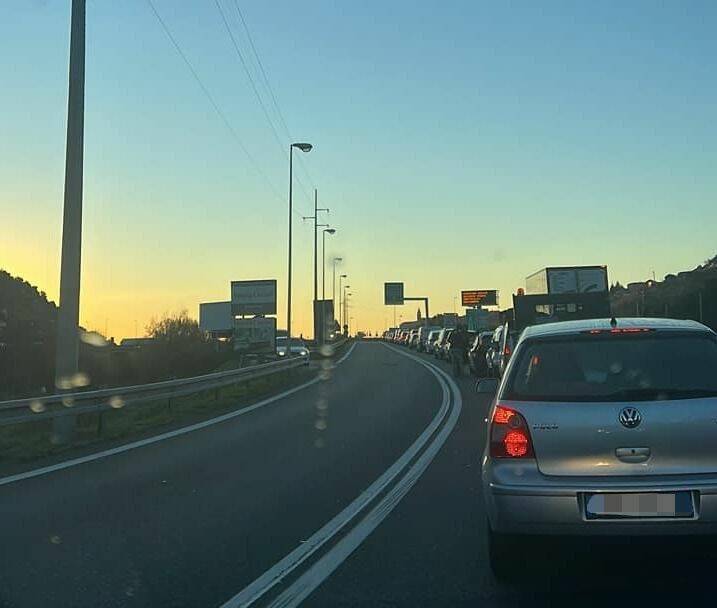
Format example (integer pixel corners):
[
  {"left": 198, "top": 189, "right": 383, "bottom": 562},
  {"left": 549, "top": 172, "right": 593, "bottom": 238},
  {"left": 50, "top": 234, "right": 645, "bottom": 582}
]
[{"left": 503, "top": 332, "right": 717, "bottom": 402}]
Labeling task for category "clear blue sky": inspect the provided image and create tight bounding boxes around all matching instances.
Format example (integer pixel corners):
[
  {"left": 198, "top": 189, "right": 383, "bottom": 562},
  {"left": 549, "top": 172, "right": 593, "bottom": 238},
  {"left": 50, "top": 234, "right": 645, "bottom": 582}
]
[{"left": 1, "top": 1, "right": 716, "bottom": 336}]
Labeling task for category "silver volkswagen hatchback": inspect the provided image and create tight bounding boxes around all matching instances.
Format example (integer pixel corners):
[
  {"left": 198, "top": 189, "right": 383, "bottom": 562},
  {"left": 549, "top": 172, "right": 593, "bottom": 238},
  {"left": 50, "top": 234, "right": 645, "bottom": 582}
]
[{"left": 481, "top": 317, "right": 717, "bottom": 580}]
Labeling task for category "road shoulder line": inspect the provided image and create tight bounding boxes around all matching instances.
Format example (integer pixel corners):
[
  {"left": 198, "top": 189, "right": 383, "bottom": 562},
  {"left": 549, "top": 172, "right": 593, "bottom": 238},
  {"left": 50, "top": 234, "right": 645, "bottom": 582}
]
[{"left": 0, "top": 343, "right": 358, "bottom": 487}]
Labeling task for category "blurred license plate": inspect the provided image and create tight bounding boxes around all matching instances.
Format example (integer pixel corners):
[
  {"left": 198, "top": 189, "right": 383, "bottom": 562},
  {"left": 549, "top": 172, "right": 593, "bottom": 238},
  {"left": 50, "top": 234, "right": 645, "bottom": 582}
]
[{"left": 585, "top": 492, "right": 694, "bottom": 519}]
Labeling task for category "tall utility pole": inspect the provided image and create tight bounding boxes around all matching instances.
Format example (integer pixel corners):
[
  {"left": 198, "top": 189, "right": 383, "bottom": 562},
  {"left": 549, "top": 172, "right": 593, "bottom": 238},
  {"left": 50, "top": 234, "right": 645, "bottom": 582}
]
[
  {"left": 53, "top": 0, "right": 86, "bottom": 444},
  {"left": 302, "top": 190, "right": 327, "bottom": 343},
  {"left": 303, "top": 189, "right": 329, "bottom": 304}
]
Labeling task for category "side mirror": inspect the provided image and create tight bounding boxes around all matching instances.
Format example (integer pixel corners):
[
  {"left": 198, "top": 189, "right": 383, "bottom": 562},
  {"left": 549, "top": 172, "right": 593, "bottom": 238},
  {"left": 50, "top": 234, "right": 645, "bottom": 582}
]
[{"left": 475, "top": 378, "right": 499, "bottom": 394}]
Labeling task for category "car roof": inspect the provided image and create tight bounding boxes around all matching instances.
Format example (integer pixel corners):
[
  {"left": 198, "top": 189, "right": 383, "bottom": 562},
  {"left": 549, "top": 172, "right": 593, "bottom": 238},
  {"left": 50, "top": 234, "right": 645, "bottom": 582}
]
[{"left": 521, "top": 317, "right": 712, "bottom": 340}]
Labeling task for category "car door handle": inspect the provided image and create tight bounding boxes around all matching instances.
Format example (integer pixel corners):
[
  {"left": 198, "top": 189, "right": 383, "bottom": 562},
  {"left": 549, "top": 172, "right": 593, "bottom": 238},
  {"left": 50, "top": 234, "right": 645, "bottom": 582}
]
[{"left": 615, "top": 447, "right": 651, "bottom": 463}]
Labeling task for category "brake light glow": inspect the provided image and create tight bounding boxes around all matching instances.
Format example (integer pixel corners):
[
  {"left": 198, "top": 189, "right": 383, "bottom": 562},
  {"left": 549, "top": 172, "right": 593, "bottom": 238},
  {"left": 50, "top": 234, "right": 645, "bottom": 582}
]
[
  {"left": 503, "top": 343, "right": 512, "bottom": 357},
  {"left": 493, "top": 406, "right": 515, "bottom": 425},
  {"left": 490, "top": 405, "right": 535, "bottom": 458},
  {"left": 504, "top": 430, "right": 530, "bottom": 457}
]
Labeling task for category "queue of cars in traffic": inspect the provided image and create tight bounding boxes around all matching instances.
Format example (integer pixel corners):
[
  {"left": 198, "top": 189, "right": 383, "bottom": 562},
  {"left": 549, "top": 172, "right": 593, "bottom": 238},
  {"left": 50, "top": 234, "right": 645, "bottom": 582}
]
[{"left": 384, "top": 323, "right": 518, "bottom": 379}]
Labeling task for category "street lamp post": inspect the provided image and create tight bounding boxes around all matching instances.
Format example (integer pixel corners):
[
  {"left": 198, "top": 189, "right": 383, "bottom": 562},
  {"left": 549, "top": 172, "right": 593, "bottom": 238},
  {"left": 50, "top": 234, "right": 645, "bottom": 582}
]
[
  {"left": 332, "top": 258, "right": 342, "bottom": 312},
  {"left": 344, "top": 292, "right": 354, "bottom": 336},
  {"left": 343, "top": 286, "right": 351, "bottom": 336},
  {"left": 320, "top": 227, "right": 335, "bottom": 344},
  {"left": 338, "top": 273, "right": 347, "bottom": 330},
  {"left": 288, "top": 142, "right": 312, "bottom": 350},
  {"left": 322, "top": 228, "right": 336, "bottom": 300}
]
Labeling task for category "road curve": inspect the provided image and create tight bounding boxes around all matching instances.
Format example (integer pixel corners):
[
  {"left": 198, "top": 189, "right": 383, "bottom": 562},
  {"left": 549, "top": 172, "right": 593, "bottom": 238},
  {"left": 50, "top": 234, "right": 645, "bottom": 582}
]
[{"left": 0, "top": 342, "right": 456, "bottom": 608}]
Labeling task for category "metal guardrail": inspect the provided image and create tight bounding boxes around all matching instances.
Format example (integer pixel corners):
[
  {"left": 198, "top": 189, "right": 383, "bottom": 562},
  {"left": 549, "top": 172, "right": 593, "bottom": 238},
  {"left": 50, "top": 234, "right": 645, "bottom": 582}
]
[{"left": 0, "top": 355, "right": 309, "bottom": 427}]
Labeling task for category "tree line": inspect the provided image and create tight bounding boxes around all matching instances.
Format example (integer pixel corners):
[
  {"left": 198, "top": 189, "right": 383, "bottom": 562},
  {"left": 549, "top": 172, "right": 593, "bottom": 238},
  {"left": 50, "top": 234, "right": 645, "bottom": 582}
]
[{"left": 0, "top": 271, "right": 233, "bottom": 399}]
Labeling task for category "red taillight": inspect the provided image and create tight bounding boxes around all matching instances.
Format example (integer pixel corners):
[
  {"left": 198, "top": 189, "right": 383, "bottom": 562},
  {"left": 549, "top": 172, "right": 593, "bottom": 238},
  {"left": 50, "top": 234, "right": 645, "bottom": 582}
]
[
  {"left": 504, "top": 430, "right": 530, "bottom": 457},
  {"left": 493, "top": 407, "right": 515, "bottom": 425},
  {"left": 490, "top": 405, "right": 535, "bottom": 458},
  {"left": 503, "top": 343, "right": 512, "bottom": 357}
]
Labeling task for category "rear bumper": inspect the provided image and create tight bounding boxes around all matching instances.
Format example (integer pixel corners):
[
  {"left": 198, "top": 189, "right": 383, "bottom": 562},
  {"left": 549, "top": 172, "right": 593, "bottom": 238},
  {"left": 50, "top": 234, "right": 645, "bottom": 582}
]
[{"left": 483, "top": 463, "right": 717, "bottom": 536}]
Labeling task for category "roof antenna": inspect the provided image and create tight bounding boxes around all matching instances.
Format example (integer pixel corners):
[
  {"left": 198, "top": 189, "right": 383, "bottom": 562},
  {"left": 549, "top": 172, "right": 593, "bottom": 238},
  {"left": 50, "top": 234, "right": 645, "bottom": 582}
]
[{"left": 610, "top": 316, "right": 618, "bottom": 328}]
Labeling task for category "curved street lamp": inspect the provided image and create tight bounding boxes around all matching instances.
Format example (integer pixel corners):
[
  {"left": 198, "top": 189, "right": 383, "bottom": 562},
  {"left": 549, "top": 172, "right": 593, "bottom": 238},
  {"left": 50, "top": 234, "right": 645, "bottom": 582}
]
[
  {"left": 319, "top": 227, "right": 336, "bottom": 344},
  {"left": 287, "top": 142, "right": 312, "bottom": 348},
  {"left": 343, "top": 286, "right": 352, "bottom": 335},
  {"left": 338, "top": 273, "right": 347, "bottom": 328},
  {"left": 331, "top": 256, "right": 342, "bottom": 313},
  {"left": 322, "top": 228, "right": 336, "bottom": 300}
]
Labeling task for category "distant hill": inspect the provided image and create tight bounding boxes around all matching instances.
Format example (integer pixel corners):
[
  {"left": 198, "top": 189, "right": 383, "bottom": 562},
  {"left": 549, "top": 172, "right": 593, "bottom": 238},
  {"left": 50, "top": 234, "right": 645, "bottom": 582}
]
[{"left": 610, "top": 254, "right": 717, "bottom": 329}]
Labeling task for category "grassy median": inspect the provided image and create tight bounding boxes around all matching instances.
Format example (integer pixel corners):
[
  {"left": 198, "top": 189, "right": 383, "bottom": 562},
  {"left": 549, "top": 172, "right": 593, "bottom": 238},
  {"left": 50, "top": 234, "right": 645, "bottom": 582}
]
[{"left": 0, "top": 363, "right": 318, "bottom": 468}]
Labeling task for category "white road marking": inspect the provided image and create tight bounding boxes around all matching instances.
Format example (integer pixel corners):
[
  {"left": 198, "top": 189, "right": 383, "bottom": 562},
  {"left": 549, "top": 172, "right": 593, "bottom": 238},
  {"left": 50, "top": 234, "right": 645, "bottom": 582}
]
[
  {"left": 220, "top": 343, "right": 461, "bottom": 608},
  {"left": 0, "top": 343, "right": 358, "bottom": 488}
]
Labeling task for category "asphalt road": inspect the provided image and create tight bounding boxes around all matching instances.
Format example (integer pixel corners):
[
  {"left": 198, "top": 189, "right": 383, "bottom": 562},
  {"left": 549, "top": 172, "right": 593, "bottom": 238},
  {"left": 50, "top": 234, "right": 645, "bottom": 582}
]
[{"left": 1, "top": 341, "right": 716, "bottom": 607}]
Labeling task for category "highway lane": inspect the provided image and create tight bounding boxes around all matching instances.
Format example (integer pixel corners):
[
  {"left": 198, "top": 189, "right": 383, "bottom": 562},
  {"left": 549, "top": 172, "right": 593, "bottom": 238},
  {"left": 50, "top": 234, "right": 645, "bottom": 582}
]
[
  {"left": 5, "top": 340, "right": 715, "bottom": 607},
  {"left": 0, "top": 342, "right": 453, "bottom": 607},
  {"left": 309, "top": 347, "right": 717, "bottom": 607}
]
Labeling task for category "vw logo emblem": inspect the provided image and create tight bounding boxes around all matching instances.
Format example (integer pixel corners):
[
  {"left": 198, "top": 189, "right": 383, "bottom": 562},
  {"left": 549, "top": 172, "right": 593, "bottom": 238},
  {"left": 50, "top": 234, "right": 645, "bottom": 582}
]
[{"left": 619, "top": 407, "right": 642, "bottom": 429}]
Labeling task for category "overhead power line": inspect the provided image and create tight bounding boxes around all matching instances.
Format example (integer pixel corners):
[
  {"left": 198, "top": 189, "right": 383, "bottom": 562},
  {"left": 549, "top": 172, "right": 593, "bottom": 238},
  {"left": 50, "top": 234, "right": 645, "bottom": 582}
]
[
  {"left": 214, "top": 0, "right": 285, "bottom": 153},
  {"left": 213, "top": 0, "right": 314, "bottom": 211},
  {"left": 233, "top": 0, "right": 317, "bottom": 190},
  {"left": 145, "top": 0, "right": 291, "bottom": 210}
]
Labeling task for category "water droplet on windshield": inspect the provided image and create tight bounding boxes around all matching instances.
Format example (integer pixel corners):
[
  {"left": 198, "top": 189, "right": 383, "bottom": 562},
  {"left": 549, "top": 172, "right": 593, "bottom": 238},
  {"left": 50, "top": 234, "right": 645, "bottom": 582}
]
[{"left": 71, "top": 372, "right": 90, "bottom": 388}]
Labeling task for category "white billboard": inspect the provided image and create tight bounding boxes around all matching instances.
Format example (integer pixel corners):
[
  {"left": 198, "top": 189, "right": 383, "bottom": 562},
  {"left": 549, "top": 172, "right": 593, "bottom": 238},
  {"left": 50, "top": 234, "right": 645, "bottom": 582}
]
[
  {"left": 231, "top": 280, "right": 277, "bottom": 316},
  {"left": 199, "top": 301, "right": 232, "bottom": 332},
  {"left": 233, "top": 317, "right": 276, "bottom": 352}
]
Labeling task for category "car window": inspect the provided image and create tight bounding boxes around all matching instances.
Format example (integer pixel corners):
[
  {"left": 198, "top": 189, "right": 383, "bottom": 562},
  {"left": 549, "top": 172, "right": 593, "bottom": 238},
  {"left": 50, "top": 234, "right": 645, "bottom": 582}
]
[{"left": 504, "top": 333, "right": 717, "bottom": 402}]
